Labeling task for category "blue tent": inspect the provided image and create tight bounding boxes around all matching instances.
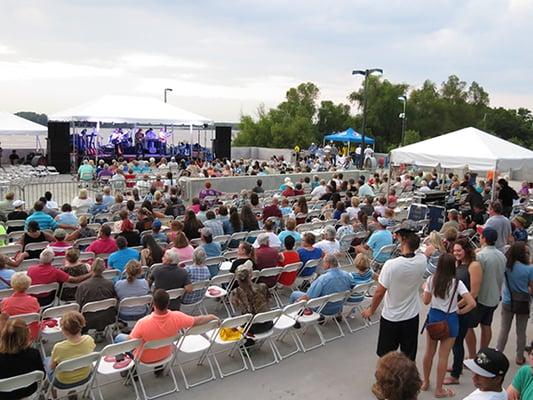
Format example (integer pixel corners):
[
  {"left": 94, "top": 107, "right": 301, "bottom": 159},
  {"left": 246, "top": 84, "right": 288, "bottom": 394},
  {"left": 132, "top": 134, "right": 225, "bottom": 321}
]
[{"left": 324, "top": 127, "right": 375, "bottom": 144}]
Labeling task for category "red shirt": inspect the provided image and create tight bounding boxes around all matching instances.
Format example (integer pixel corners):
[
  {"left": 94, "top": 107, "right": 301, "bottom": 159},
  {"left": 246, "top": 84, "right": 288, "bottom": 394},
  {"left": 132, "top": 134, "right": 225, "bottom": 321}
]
[
  {"left": 282, "top": 188, "right": 295, "bottom": 197},
  {"left": 124, "top": 173, "right": 136, "bottom": 188},
  {"left": 255, "top": 245, "right": 280, "bottom": 287},
  {"left": 86, "top": 238, "right": 118, "bottom": 255},
  {"left": 262, "top": 204, "right": 282, "bottom": 222},
  {"left": 27, "top": 263, "right": 70, "bottom": 285},
  {"left": 278, "top": 250, "right": 300, "bottom": 286},
  {"left": 1, "top": 292, "right": 41, "bottom": 339}
]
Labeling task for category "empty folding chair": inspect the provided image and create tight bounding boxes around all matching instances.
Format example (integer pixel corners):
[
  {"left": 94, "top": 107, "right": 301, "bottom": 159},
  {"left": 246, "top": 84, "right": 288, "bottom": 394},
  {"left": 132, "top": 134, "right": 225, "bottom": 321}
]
[
  {"left": 318, "top": 291, "right": 351, "bottom": 343},
  {"left": 240, "top": 309, "right": 282, "bottom": 371},
  {"left": 173, "top": 319, "right": 219, "bottom": 389},
  {"left": 46, "top": 352, "right": 100, "bottom": 400},
  {"left": 135, "top": 336, "right": 180, "bottom": 400},
  {"left": 80, "top": 298, "right": 117, "bottom": 343},
  {"left": 206, "top": 273, "right": 234, "bottom": 317},
  {"left": 272, "top": 300, "right": 307, "bottom": 360},
  {"left": 290, "top": 295, "right": 331, "bottom": 352},
  {"left": 0, "top": 371, "right": 45, "bottom": 400},
  {"left": 93, "top": 339, "right": 142, "bottom": 400},
  {"left": 342, "top": 282, "right": 376, "bottom": 333},
  {"left": 201, "top": 314, "right": 253, "bottom": 378},
  {"left": 57, "top": 282, "right": 80, "bottom": 304},
  {"left": 40, "top": 303, "right": 80, "bottom": 356}
]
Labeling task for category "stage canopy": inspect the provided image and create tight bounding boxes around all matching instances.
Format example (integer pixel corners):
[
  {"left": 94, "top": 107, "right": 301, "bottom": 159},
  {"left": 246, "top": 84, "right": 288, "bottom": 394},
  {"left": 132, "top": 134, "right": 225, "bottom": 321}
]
[
  {"left": 0, "top": 111, "right": 47, "bottom": 136},
  {"left": 324, "top": 128, "right": 375, "bottom": 144},
  {"left": 390, "top": 127, "right": 533, "bottom": 171},
  {"left": 49, "top": 95, "right": 213, "bottom": 126}
]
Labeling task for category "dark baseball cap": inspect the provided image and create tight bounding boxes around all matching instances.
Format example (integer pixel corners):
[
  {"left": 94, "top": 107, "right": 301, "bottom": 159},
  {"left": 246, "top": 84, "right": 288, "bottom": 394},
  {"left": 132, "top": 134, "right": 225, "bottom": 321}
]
[
  {"left": 464, "top": 347, "right": 509, "bottom": 378},
  {"left": 481, "top": 227, "right": 498, "bottom": 244}
]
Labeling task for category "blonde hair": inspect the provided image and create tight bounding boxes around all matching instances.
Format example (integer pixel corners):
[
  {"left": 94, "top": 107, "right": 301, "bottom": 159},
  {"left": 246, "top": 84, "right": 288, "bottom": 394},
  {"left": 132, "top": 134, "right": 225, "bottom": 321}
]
[
  {"left": 79, "top": 189, "right": 88, "bottom": 199},
  {"left": 125, "top": 260, "right": 142, "bottom": 283},
  {"left": 0, "top": 319, "right": 30, "bottom": 354},
  {"left": 351, "top": 197, "right": 360, "bottom": 207},
  {"left": 354, "top": 253, "right": 370, "bottom": 272},
  {"left": 10, "top": 272, "right": 31, "bottom": 292},
  {"left": 65, "top": 248, "right": 80, "bottom": 263},
  {"left": 428, "top": 231, "right": 446, "bottom": 254}
]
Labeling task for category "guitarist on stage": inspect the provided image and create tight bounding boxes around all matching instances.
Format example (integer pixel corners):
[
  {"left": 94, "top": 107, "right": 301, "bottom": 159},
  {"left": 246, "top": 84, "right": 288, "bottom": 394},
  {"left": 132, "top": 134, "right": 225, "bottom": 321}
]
[{"left": 135, "top": 128, "right": 145, "bottom": 157}]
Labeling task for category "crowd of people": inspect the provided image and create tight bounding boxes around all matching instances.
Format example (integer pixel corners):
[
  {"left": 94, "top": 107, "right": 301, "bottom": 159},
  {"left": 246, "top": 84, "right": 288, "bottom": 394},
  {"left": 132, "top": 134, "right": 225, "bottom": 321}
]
[{"left": 0, "top": 157, "right": 531, "bottom": 399}]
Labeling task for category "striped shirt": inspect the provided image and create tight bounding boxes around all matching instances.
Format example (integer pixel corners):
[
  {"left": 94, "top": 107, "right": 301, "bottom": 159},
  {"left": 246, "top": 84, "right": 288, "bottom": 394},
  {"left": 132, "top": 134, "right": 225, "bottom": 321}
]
[
  {"left": 25, "top": 211, "right": 58, "bottom": 231},
  {"left": 181, "top": 265, "right": 210, "bottom": 305}
]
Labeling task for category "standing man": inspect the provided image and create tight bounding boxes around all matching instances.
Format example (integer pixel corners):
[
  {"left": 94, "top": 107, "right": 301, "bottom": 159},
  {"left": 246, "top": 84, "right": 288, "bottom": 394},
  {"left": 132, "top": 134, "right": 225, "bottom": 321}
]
[
  {"left": 466, "top": 228, "right": 506, "bottom": 354},
  {"left": 484, "top": 201, "right": 512, "bottom": 252},
  {"left": 497, "top": 178, "right": 518, "bottom": 217},
  {"left": 361, "top": 221, "right": 427, "bottom": 360}
]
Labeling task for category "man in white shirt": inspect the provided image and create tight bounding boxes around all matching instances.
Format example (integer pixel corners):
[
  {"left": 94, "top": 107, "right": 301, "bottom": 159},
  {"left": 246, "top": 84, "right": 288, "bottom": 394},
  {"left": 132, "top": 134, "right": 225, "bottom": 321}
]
[
  {"left": 311, "top": 179, "right": 327, "bottom": 198},
  {"left": 315, "top": 225, "right": 340, "bottom": 256},
  {"left": 463, "top": 348, "right": 509, "bottom": 400},
  {"left": 357, "top": 179, "right": 375, "bottom": 198},
  {"left": 362, "top": 220, "right": 426, "bottom": 360}
]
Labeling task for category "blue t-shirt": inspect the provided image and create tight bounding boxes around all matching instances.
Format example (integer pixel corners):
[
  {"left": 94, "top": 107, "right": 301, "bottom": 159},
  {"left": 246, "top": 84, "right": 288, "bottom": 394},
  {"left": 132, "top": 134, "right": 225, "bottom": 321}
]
[
  {"left": 367, "top": 229, "right": 393, "bottom": 262},
  {"left": 108, "top": 248, "right": 140, "bottom": 274},
  {"left": 278, "top": 230, "right": 302, "bottom": 245},
  {"left": 0, "top": 269, "right": 15, "bottom": 289},
  {"left": 56, "top": 212, "right": 78, "bottom": 226},
  {"left": 502, "top": 262, "right": 533, "bottom": 304},
  {"left": 348, "top": 269, "right": 373, "bottom": 303},
  {"left": 307, "top": 268, "right": 353, "bottom": 315},
  {"left": 202, "top": 242, "right": 222, "bottom": 258},
  {"left": 297, "top": 247, "right": 322, "bottom": 277}
]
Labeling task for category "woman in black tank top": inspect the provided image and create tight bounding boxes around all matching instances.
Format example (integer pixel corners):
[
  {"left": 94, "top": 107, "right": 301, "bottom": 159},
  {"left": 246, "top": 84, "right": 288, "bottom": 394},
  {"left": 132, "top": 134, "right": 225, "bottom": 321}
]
[{"left": 20, "top": 221, "right": 53, "bottom": 260}]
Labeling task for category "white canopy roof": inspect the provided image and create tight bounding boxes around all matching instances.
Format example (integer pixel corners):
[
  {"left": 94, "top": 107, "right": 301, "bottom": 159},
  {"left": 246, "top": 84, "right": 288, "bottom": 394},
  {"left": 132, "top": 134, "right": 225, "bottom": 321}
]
[
  {"left": 49, "top": 95, "right": 213, "bottom": 126},
  {"left": 0, "top": 111, "right": 47, "bottom": 136},
  {"left": 390, "top": 127, "right": 533, "bottom": 171}
]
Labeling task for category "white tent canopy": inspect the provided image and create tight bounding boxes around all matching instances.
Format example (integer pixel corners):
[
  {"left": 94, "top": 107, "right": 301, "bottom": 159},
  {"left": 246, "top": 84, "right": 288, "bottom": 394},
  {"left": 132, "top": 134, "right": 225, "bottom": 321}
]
[
  {"left": 49, "top": 95, "right": 213, "bottom": 126},
  {"left": 0, "top": 111, "right": 47, "bottom": 136},
  {"left": 390, "top": 127, "right": 533, "bottom": 171}
]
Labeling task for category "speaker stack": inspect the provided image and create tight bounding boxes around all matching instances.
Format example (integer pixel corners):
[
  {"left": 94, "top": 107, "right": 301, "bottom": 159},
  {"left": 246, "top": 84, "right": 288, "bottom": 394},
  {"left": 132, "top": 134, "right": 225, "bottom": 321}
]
[
  {"left": 213, "top": 126, "right": 232, "bottom": 160},
  {"left": 47, "top": 122, "right": 71, "bottom": 174}
]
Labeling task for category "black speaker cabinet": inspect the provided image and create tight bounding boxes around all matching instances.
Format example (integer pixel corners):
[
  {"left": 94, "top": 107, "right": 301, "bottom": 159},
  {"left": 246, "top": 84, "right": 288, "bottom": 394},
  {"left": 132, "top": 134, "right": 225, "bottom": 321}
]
[
  {"left": 214, "top": 126, "right": 232, "bottom": 160},
  {"left": 47, "top": 121, "right": 71, "bottom": 173}
]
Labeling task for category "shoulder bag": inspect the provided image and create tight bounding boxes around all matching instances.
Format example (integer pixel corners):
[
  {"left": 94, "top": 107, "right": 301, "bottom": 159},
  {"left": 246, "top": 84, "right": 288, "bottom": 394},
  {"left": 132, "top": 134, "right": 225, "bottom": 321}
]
[
  {"left": 424, "top": 279, "right": 459, "bottom": 341},
  {"left": 505, "top": 271, "right": 530, "bottom": 315}
]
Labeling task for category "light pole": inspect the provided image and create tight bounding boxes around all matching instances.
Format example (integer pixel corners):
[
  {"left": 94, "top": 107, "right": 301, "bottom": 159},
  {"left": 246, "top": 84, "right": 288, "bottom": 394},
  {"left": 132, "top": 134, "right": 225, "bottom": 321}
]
[
  {"left": 398, "top": 95, "right": 407, "bottom": 146},
  {"left": 352, "top": 68, "right": 383, "bottom": 166},
  {"left": 164, "top": 88, "right": 173, "bottom": 103}
]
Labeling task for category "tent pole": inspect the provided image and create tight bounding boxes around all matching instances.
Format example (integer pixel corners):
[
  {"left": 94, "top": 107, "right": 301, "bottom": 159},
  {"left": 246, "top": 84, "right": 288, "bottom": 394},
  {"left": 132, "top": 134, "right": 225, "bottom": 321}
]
[
  {"left": 490, "top": 162, "right": 498, "bottom": 202},
  {"left": 386, "top": 154, "right": 392, "bottom": 207}
]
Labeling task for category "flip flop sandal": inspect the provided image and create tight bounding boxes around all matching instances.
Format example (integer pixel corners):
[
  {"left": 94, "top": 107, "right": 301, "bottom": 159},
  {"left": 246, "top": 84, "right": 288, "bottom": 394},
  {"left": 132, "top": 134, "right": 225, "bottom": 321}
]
[{"left": 435, "top": 388, "right": 455, "bottom": 398}]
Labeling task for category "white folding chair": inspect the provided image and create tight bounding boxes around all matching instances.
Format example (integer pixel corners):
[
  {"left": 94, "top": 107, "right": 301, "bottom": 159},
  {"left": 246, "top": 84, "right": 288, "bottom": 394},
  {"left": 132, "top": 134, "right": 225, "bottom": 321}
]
[
  {"left": 93, "top": 339, "right": 142, "bottom": 400},
  {"left": 58, "top": 281, "right": 80, "bottom": 304},
  {"left": 40, "top": 303, "right": 80, "bottom": 357},
  {"left": 173, "top": 319, "right": 219, "bottom": 389},
  {"left": 226, "top": 232, "right": 248, "bottom": 249},
  {"left": 80, "top": 298, "right": 117, "bottom": 342},
  {"left": 74, "top": 237, "right": 97, "bottom": 250},
  {"left": 201, "top": 314, "right": 253, "bottom": 378},
  {"left": 291, "top": 295, "right": 331, "bottom": 352},
  {"left": 293, "top": 258, "right": 320, "bottom": 289},
  {"left": 254, "top": 267, "right": 283, "bottom": 300},
  {"left": 0, "top": 288, "right": 13, "bottom": 300},
  {"left": 241, "top": 309, "right": 282, "bottom": 371},
  {"left": 0, "top": 370, "right": 44, "bottom": 400},
  {"left": 24, "top": 241, "right": 49, "bottom": 254},
  {"left": 274, "top": 262, "right": 303, "bottom": 306},
  {"left": 5, "top": 219, "right": 26, "bottom": 231},
  {"left": 46, "top": 352, "right": 100, "bottom": 400},
  {"left": 116, "top": 295, "right": 152, "bottom": 328},
  {"left": 102, "top": 269, "right": 120, "bottom": 281},
  {"left": 370, "top": 243, "right": 398, "bottom": 272},
  {"left": 7, "top": 232, "right": 24, "bottom": 244},
  {"left": 180, "top": 280, "right": 210, "bottom": 315},
  {"left": 27, "top": 282, "right": 59, "bottom": 309},
  {"left": 222, "top": 250, "right": 239, "bottom": 260},
  {"left": 213, "top": 234, "right": 230, "bottom": 250},
  {"left": 272, "top": 300, "right": 307, "bottom": 360},
  {"left": 206, "top": 273, "right": 234, "bottom": 317},
  {"left": 205, "top": 256, "right": 226, "bottom": 278},
  {"left": 342, "top": 282, "right": 377, "bottom": 333},
  {"left": 246, "top": 230, "right": 265, "bottom": 244},
  {"left": 135, "top": 336, "right": 180, "bottom": 400},
  {"left": 337, "top": 233, "right": 357, "bottom": 266},
  {"left": 319, "top": 291, "right": 351, "bottom": 342}
]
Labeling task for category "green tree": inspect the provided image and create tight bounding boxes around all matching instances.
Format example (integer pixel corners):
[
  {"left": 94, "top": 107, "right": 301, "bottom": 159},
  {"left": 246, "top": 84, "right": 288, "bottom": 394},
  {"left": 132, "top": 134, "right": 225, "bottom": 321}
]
[
  {"left": 316, "top": 100, "right": 354, "bottom": 137},
  {"left": 15, "top": 111, "right": 48, "bottom": 126}
]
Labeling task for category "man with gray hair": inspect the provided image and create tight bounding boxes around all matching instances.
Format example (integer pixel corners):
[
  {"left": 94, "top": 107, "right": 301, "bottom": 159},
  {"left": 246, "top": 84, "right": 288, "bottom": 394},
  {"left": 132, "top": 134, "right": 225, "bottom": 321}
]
[
  {"left": 149, "top": 250, "right": 192, "bottom": 310},
  {"left": 315, "top": 225, "right": 340, "bottom": 255},
  {"left": 290, "top": 253, "right": 353, "bottom": 316},
  {"left": 27, "top": 248, "right": 91, "bottom": 306}
]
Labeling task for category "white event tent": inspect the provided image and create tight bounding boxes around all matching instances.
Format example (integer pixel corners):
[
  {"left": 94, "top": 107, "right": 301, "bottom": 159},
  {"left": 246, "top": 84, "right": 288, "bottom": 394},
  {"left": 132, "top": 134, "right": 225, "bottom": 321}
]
[
  {"left": 390, "top": 127, "right": 533, "bottom": 172},
  {"left": 49, "top": 94, "right": 213, "bottom": 126},
  {"left": 0, "top": 111, "right": 47, "bottom": 135}
]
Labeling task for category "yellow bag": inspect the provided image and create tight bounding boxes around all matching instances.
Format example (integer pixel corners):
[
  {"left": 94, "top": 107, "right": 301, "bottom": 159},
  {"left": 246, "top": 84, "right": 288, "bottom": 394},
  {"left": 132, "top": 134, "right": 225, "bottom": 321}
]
[{"left": 218, "top": 327, "right": 243, "bottom": 342}]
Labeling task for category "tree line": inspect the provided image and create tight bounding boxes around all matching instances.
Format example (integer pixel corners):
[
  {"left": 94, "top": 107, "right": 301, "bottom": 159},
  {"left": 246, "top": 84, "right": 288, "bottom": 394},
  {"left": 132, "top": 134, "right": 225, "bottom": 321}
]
[{"left": 233, "top": 76, "right": 533, "bottom": 152}]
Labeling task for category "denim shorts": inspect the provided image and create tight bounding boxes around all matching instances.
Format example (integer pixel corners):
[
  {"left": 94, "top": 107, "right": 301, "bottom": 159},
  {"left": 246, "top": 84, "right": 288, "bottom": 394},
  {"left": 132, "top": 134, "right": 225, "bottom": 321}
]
[{"left": 428, "top": 308, "right": 459, "bottom": 338}]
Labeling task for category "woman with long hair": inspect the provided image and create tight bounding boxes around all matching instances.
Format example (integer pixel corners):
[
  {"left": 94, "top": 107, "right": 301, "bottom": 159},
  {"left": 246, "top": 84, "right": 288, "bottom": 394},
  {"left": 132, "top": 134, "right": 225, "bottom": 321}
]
[
  {"left": 115, "top": 260, "right": 150, "bottom": 322},
  {"left": 183, "top": 210, "right": 203, "bottom": 240},
  {"left": 227, "top": 209, "right": 242, "bottom": 234},
  {"left": 421, "top": 253, "right": 476, "bottom": 397},
  {"left": 166, "top": 232, "right": 194, "bottom": 263},
  {"left": 140, "top": 234, "right": 164, "bottom": 266},
  {"left": 445, "top": 238, "right": 482, "bottom": 385},
  {"left": 240, "top": 205, "right": 259, "bottom": 232},
  {"left": 496, "top": 242, "right": 533, "bottom": 365},
  {"left": 230, "top": 241, "right": 256, "bottom": 273},
  {"left": 0, "top": 319, "right": 45, "bottom": 399}
]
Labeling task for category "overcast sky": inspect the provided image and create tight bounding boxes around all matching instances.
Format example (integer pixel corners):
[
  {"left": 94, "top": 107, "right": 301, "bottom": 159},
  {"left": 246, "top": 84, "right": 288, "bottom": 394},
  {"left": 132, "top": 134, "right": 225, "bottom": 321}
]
[{"left": 0, "top": 0, "right": 531, "bottom": 122}]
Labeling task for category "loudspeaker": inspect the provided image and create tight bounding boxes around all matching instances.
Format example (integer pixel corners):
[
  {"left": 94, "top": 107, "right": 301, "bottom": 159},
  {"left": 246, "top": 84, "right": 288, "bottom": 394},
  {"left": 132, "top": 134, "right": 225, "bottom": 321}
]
[
  {"left": 214, "top": 126, "right": 232, "bottom": 159},
  {"left": 47, "top": 122, "right": 71, "bottom": 174}
]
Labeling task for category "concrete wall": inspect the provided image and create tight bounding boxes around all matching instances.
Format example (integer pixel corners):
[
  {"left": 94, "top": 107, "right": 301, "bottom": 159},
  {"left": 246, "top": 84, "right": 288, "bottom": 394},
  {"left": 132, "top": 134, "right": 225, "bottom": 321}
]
[
  {"left": 181, "top": 170, "right": 364, "bottom": 201},
  {"left": 231, "top": 146, "right": 293, "bottom": 161}
]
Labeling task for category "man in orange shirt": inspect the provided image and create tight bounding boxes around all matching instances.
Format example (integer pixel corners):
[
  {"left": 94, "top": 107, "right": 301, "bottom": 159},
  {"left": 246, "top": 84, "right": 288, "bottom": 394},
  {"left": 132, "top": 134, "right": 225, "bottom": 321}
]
[{"left": 116, "top": 289, "right": 218, "bottom": 364}]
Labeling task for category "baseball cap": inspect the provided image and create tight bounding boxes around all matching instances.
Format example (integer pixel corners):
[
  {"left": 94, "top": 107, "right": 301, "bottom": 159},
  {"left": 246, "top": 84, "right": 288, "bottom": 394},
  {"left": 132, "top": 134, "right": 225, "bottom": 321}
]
[
  {"left": 463, "top": 348, "right": 509, "bottom": 378},
  {"left": 524, "top": 340, "right": 533, "bottom": 353},
  {"left": 199, "top": 227, "right": 212, "bottom": 237},
  {"left": 481, "top": 227, "right": 498, "bottom": 244},
  {"left": 513, "top": 216, "right": 527, "bottom": 227},
  {"left": 152, "top": 219, "right": 162, "bottom": 229},
  {"left": 377, "top": 217, "right": 393, "bottom": 227},
  {"left": 12, "top": 200, "right": 25, "bottom": 208},
  {"left": 393, "top": 220, "right": 418, "bottom": 234}
]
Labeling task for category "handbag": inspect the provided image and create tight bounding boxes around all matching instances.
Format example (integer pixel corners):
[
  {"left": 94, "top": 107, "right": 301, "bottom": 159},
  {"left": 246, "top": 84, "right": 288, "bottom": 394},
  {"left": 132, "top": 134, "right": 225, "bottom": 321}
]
[
  {"left": 505, "top": 272, "right": 530, "bottom": 315},
  {"left": 424, "top": 280, "right": 458, "bottom": 341}
]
